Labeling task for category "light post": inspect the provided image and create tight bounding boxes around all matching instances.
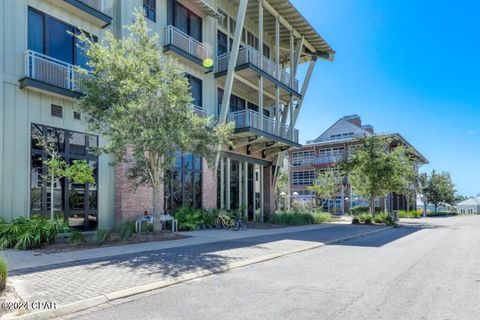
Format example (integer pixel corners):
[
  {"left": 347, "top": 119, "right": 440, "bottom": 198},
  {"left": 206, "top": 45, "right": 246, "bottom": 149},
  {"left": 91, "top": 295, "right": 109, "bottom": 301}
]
[
  {"left": 280, "top": 191, "right": 287, "bottom": 212},
  {"left": 344, "top": 197, "right": 350, "bottom": 215}
]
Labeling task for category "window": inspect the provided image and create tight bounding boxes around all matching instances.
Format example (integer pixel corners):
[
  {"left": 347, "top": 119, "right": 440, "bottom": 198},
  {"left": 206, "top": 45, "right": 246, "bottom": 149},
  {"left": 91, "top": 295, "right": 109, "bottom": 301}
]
[
  {"left": 292, "top": 170, "right": 316, "bottom": 186},
  {"left": 31, "top": 124, "right": 98, "bottom": 230},
  {"left": 247, "top": 31, "right": 258, "bottom": 50},
  {"left": 263, "top": 43, "right": 271, "bottom": 59},
  {"left": 217, "top": 31, "right": 228, "bottom": 56},
  {"left": 247, "top": 102, "right": 259, "bottom": 113},
  {"left": 318, "top": 147, "right": 345, "bottom": 163},
  {"left": 173, "top": 2, "right": 202, "bottom": 42},
  {"left": 74, "top": 111, "right": 81, "bottom": 120},
  {"left": 292, "top": 151, "right": 315, "bottom": 166},
  {"left": 217, "top": 88, "right": 245, "bottom": 114},
  {"left": 165, "top": 152, "right": 202, "bottom": 211},
  {"left": 28, "top": 7, "right": 97, "bottom": 68},
  {"left": 186, "top": 74, "right": 202, "bottom": 107},
  {"left": 143, "top": 0, "right": 156, "bottom": 22}
]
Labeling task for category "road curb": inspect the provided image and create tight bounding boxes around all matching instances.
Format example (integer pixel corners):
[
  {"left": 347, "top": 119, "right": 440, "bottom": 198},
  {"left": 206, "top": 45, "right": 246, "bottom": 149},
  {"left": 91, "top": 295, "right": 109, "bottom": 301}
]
[{"left": 5, "top": 226, "right": 392, "bottom": 320}]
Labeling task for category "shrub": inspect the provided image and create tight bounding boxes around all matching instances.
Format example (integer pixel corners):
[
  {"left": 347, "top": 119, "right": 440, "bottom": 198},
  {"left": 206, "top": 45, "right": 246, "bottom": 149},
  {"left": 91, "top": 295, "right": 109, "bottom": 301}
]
[
  {"left": 312, "top": 212, "right": 332, "bottom": 224},
  {"left": 352, "top": 217, "right": 360, "bottom": 225},
  {"left": 202, "top": 209, "right": 220, "bottom": 228},
  {"left": 175, "top": 207, "right": 205, "bottom": 231},
  {"left": 358, "top": 213, "right": 373, "bottom": 224},
  {"left": 269, "top": 212, "right": 315, "bottom": 225},
  {"left": 118, "top": 221, "right": 135, "bottom": 241},
  {"left": 0, "top": 257, "right": 7, "bottom": 292},
  {"left": 0, "top": 216, "right": 69, "bottom": 250},
  {"left": 399, "top": 210, "right": 422, "bottom": 218},
  {"left": 92, "top": 229, "right": 111, "bottom": 244},
  {"left": 385, "top": 215, "right": 396, "bottom": 226},
  {"left": 69, "top": 230, "right": 86, "bottom": 245},
  {"left": 351, "top": 206, "right": 382, "bottom": 215},
  {"left": 373, "top": 213, "right": 388, "bottom": 224}
]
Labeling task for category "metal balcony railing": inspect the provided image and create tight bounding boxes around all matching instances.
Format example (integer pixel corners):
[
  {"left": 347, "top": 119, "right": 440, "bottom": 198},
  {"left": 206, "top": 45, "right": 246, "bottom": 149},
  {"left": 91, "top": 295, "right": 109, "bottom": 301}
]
[
  {"left": 226, "top": 109, "right": 299, "bottom": 143},
  {"left": 77, "top": 0, "right": 105, "bottom": 12},
  {"left": 24, "top": 50, "right": 88, "bottom": 92},
  {"left": 191, "top": 104, "right": 210, "bottom": 118},
  {"left": 165, "top": 25, "right": 209, "bottom": 62},
  {"left": 312, "top": 154, "right": 346, "bottom": 165},
  {"left": 216, "top": 46, "right": 299, "bottom": 92}
]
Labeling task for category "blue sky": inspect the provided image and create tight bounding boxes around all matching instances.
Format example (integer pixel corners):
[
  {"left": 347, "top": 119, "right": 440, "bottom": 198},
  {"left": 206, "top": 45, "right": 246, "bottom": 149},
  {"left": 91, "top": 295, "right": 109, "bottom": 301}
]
[{"left": 292, "top": 0, "right": 480, "bottom": 196}]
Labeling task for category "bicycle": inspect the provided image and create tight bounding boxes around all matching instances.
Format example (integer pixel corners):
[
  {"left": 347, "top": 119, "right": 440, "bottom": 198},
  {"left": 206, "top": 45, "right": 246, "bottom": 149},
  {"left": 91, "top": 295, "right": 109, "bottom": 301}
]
[
  {"left": 214, "top": 213, "right": 240, "bottom": 231},
  {"left": 237, "top": 217, "right": 248, "bottom": 230}
]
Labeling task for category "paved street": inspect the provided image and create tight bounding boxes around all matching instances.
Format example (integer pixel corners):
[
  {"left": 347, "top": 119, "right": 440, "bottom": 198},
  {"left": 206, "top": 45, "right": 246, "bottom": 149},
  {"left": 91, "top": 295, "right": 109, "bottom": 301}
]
[{"left": 65, "top": 215, "right": 480, "bottom": 320}]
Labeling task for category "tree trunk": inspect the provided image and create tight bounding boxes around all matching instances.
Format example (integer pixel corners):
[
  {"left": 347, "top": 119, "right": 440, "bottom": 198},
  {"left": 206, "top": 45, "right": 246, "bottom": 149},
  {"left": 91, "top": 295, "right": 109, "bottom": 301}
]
[
  {"left": 152, "top": 182, "right": 163, "bottom": 232},
  {"left": 369, "top": 195, "right": 375, "bottom": 215},
  {"left": 50, "top": 176, "right": 55, "bottom": 220},
  {"left": 434, "top": 204, "right": 438, "bottom": 214}
]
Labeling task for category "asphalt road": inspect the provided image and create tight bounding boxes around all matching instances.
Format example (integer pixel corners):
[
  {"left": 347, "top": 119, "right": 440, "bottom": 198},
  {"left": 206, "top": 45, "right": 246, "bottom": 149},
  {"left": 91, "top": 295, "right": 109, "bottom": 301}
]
[{"left": 67, "top": 215, "right": 480, "bottom": 320}]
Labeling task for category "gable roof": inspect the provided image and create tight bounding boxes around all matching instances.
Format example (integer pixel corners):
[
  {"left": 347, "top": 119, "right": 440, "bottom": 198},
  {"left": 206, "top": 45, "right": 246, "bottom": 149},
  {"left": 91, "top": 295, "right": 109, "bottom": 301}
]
[
  {"left": 457, "top": 197, "right": 480, "bottom": 206},
  {"left": 307, "top": 116, "right": 370, "bottom": 144}
]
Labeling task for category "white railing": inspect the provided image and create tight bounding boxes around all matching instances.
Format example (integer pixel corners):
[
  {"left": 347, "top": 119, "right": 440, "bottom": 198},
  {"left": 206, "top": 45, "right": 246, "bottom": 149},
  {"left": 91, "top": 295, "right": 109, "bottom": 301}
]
[
  {"left": 312, "top": 154, "right": 346, "bottom": 165},
  {"left": 226, "top": 109, "right": 299, "bottom": 143},
  {"left": 77, "top": 0, "right": 104, "bottom": 13},
  {"left": 191, "top": 104, "right": 209, "bottom": 118},
  {"left": 165, "top": 25, "right": 209, "bottom": 62},
  {"left": 24, "top": 50, "right": 88, "bottom": 92},
  {"left": 216, "top": 46, "right": 299, "bottom": 92}
]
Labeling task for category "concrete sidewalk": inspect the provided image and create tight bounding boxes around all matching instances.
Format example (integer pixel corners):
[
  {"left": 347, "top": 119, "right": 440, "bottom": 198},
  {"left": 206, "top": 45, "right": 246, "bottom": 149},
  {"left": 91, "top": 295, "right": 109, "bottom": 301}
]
[
  {"left": 2, "top": 224, "right": 390, "bottom": 319},
  {"left": 2, "top": 224, "right": 335, "bottom": 272}
]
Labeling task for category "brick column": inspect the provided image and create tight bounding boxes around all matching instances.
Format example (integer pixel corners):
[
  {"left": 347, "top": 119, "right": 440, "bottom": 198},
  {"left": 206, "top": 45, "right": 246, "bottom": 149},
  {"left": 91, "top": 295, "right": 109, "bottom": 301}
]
[
  {"left": 263, "top": 165, "right": 275, "bottom": 219},
  {"left": 201, "top": 158, "right": 217, "bottom": 210},
  {"left": 114, "top": 149, "right": 162, "bottom": 225}
]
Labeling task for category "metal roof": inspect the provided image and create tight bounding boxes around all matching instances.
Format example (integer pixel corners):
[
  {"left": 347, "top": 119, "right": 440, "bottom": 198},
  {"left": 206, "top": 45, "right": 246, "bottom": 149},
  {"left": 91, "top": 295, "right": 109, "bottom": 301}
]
[{"left": 245, "top": 0, "right": 336, "bottom": 61}]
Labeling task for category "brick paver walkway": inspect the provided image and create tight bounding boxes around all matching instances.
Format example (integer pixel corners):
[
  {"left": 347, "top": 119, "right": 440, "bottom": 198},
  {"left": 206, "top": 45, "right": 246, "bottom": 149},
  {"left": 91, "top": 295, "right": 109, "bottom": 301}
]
[{"left": 9, "top": 225, "right": 383, "bottom": 307}]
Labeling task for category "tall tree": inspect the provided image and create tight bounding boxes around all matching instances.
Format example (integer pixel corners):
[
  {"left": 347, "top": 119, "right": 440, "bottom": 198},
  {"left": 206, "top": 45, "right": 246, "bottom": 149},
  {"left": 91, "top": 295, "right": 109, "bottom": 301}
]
[
  {"left": 341, "top": 135, "right": 411, "bottom": 215},
  {"left": 307, "top": 168, "right": 343, "bottom": 214},
  {"left": 275, "top": 170, "right": 289, "bottom": 211},
  {"left": 75, "top": 11, "right": 232, "bottom": 230},
  {"left": 424, "top": 170, "right": 456, "bottom": 213}
]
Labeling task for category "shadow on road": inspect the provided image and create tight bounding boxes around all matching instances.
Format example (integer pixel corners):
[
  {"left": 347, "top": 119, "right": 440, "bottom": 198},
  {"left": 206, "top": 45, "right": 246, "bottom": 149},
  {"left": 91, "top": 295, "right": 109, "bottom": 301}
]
[{"left": 9, "top": 224, "right": 423, "bottom": 277}]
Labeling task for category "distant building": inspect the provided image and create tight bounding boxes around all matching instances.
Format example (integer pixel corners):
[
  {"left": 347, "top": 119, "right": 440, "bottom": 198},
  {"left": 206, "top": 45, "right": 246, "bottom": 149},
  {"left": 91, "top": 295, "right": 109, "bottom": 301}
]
[
  {"left": 287, "top": 115, "right": 429, "bottom": 214},
  {"left": 456, "top": 197, "right": 480, "bottom": 214}
]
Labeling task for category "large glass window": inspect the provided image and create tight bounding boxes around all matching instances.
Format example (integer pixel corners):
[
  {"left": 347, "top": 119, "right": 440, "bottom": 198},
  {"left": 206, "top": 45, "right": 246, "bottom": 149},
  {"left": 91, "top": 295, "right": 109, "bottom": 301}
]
[
  {"left": 186, "top": 74, "right": 202, "bottom": 107},
  {"left": 143, "top": 0, "right": 156, "bottom": 22},
  {"left": 292, "top": 170, "right": 316, "bottom": 186},
  {"left": 292, "top": 151, "right": 315, "bottom": 166},
  {"left": 30, "top": 124, "right": 98, "bottom": 230},
  {"left": 165, "top": 152, "right": 202, "bottom": 212},
  {"left": 173, "top": 2, "right": 202, "bottom": 42},
  {"left": 28, "top": 7, "right": 97, "bottom": 68}
]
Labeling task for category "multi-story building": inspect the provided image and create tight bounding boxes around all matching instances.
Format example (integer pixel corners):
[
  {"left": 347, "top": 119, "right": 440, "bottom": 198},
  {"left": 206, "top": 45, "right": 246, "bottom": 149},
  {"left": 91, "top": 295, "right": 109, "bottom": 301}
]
[
  {"left": 0, "top": 0, "right": 335, "bottom": 229},
  {"left": 288, "top": 115, "right": 429, "bottom": 214}
]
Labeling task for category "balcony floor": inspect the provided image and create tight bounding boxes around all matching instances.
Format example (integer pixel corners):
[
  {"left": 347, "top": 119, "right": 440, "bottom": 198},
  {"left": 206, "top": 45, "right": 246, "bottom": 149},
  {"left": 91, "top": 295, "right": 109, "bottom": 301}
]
[
  {"left": 19, "top": 77, "right": 82, "bottom": 100},
  {"left": 231, "top": 128, "right": 301, "bottom": 158}
]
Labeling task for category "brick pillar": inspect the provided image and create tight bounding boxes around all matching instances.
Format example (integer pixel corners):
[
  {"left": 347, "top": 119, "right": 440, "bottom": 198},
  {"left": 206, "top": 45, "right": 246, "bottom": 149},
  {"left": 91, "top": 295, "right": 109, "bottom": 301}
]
[
  {"left": 201, "top": 158, "right": 217, "bottom": 210},
  {"left": 114, "top": 149, "right": 162, "bottom": 225},
  {"left": 263, "top": 165, "right": 275, "bottom": 219}
]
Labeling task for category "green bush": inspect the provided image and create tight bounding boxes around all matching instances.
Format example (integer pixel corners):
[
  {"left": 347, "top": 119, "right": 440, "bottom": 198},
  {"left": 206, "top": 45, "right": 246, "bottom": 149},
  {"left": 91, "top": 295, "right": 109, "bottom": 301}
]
[
  {"left": 385, "top": 215, "right": 396, "bottom": 226},
  {"left": 358, "top": 213, "right": 373, "bottom": 224},
  {"left": 202, "top": 209, "right": 220, "bottom": 227},
  {"left": 0, "top": 257, "right": 7, "bottom": 292},
  {"left": 351, "top": 206, "right": 382, "bottom": 215},
  {"left": 373, "top": 213, "right": 388, "bottom": 224},
  {"left": 0, "top": 216, "right": 70, "bottom": 250},
  {"left": 312, "top": 212, "right": 332, "bottom": 224},
  {"left": 69, "top": 230, "right": 86, "bottom": 245},
  {"left": 352, "top": 217, "right": 360, "bottom": 225},
  {"left": 175, "top": 207, "right": 205, "bottom": 231},
  {"left": 399, "top": 210, "right": 422, "bottom": 218},
  {"left": 92, "top": 229, "right": 111, "bottom": 244},
  {"left": 118, "top": 221, "right": 135, "bottom": 241},
  {"left": 269, "top": 212, "right": 315, "bottom": 225}
]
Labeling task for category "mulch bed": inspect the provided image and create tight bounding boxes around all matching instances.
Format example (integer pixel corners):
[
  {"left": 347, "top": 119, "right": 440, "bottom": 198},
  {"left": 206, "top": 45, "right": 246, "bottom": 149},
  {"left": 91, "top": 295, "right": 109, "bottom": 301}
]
[{"left": 34, "top": 232, "right": 187, "bottom": 254}]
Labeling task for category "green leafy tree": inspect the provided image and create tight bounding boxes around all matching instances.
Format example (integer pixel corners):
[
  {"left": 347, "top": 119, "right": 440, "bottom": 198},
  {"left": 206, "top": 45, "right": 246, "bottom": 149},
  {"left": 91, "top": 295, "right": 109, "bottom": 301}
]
[
  {"left": 341, "top": 136, "right": 411, "bottom": 215},
  {"left": 307, "top": 168, "right": 342, "bottom": 214},
  {"left": 75, "top": 11, "right": 232, "bottom": 230},
  {"left": 275, "top": 170, "right": 289, "bottom": 211},
  {"left": 33, "top": 134, "right": 95, "bottom": 220},
  {"left": 424, "top": 170, "right": 456, "bottom": 213}
]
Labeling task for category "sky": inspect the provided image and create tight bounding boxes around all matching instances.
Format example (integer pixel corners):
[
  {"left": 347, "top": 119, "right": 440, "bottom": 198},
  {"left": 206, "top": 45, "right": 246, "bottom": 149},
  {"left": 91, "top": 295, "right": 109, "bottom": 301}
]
[{"left": 291, "top": 0, "right": 480, "bottom": 196}]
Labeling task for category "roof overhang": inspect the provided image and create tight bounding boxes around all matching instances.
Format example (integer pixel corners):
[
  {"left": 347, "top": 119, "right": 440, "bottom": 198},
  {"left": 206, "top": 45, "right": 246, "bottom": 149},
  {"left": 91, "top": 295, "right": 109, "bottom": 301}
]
[
  {"left": 383, "top": 133, "right": 430, "bottom": 165},
  {"left": 192, "top": 0, "right": 224, "bottom": 19}
]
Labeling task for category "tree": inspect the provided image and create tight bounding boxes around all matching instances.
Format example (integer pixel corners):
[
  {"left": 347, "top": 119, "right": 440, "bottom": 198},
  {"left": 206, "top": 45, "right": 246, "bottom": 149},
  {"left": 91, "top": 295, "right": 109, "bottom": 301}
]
[
  {"left": 33, "top": 133, "right": 95, "bottom": 220},
  {"left": 341, "top": 135, "right": 412, "bottom": 215},
  {"left": 423, "top": 170, "right": 456, "bottom": 213},
  {"left": 397, "top": 158, "right": 419, "bottom": 212},
  {"left": 75, "top": 10, "right": 232, "bottom": 230},
  {"left": 307, "top": 168, "right": 342, "bottom": 214},
  {"left": 275, "top": 170, "right": 289, "bottom": 211}
]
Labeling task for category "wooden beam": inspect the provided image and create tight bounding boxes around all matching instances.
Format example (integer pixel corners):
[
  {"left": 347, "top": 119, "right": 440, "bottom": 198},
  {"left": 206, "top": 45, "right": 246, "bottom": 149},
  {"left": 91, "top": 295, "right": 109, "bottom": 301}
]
[{"left": 232, "top": 136, "right": 259, "bottom": 148}]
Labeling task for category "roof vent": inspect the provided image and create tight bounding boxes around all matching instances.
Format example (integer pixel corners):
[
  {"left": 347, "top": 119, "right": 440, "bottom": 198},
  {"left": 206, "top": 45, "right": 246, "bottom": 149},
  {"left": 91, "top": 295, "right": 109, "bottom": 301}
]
[
  {"left": 73, "top": 111, "right": 81, "bottom": 120},
  {"left": 51, "top": 105, "right": 63, "bottom": 118}
]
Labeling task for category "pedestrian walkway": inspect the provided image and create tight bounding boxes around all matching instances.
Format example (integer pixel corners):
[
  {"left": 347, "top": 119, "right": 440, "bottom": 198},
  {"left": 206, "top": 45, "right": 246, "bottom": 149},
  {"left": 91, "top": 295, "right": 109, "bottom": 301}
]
[{"left": 3, "top": 224, "right": 388, "bottom": 319}]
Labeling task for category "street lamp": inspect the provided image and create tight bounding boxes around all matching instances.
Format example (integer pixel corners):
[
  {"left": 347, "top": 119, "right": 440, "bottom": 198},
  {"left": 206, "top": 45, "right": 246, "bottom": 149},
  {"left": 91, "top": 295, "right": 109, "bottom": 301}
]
[
  {"left": 345, "top": 197, "right": 350, "bottom": 215},
  {"left": 280, "top": 191, "right": 287, "bottom": 211}
]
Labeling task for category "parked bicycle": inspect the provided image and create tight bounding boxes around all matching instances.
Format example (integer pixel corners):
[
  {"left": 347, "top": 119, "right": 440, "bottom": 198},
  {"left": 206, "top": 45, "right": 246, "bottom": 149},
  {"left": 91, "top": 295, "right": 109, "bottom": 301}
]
[{"left": 214, "top": 213, "right": 240, "bottom": 231}]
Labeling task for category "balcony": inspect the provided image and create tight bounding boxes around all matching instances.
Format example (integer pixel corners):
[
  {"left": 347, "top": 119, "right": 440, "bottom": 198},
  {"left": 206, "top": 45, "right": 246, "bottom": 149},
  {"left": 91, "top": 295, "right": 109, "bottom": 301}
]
[
  {"left": 164, "top": 25, "right": 211, "bottom": 69},
  {"left": 191, "top": 104, "right": 210, "bottom": 118},
  {"left": 19, "top": 50, "right": 88, "bottom": 99},
  {"left": 215, "top": 46, "right": 300, "bottom": 96},
  {"left": 312, "top": 154, "right": 346, "bottom": 165},
  {"left": 227, "top": 109, "right": 300, "bottom": 155},
  {"left": 55, "top": 0, "right": 112, "bottom": 27}
]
